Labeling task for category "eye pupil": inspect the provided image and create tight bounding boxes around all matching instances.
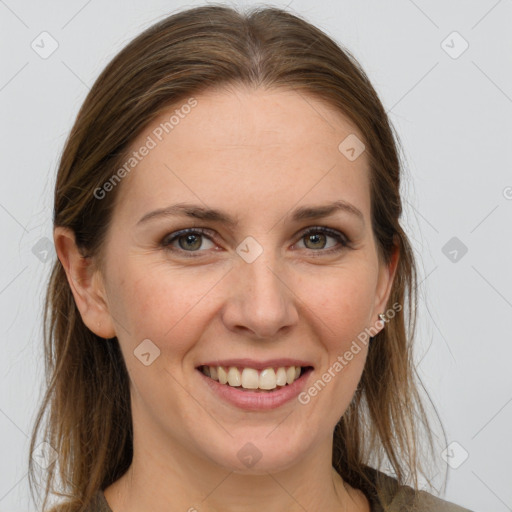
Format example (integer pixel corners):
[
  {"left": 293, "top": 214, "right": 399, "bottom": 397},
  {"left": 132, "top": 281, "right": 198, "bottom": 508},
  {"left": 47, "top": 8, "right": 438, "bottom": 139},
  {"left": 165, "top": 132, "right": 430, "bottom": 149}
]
[
  {"left": 179, "top": 234, "right": 202, "bottom": 250},
  {"left": 305, "top": 232, "right": 326, "bottom": 249}
]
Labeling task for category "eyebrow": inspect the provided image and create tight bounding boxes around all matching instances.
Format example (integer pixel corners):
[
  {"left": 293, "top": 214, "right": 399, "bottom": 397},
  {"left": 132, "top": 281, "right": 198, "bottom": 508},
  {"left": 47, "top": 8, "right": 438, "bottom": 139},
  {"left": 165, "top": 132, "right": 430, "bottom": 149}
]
[{"left": 136, "top": 200, "right": 364, "bottom": 227}]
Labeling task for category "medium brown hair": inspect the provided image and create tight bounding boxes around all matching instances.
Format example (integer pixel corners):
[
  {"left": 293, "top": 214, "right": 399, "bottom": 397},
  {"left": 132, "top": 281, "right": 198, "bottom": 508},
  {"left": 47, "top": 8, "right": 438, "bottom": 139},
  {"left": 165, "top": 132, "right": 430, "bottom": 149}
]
[{"left": 29, "top": 4, "right": 446, "bottom": 510}]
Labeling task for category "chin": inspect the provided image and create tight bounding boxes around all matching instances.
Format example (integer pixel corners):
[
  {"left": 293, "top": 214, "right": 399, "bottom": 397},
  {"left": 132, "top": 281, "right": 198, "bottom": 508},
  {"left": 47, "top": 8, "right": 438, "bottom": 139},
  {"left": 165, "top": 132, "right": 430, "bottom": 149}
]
[{"left": 199, "top": 431, "right": 311, "bottom": 475}]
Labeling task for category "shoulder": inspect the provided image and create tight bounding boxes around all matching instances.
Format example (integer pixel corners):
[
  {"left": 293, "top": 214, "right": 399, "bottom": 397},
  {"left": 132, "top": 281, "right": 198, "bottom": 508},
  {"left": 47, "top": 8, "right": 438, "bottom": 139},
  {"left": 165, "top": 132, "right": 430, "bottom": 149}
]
[
  {"left": 362, "top": 467, "right": 475, "bottom": 512},
  {"left": 388, "top": 486, "right": 475, "bottom": 512}
]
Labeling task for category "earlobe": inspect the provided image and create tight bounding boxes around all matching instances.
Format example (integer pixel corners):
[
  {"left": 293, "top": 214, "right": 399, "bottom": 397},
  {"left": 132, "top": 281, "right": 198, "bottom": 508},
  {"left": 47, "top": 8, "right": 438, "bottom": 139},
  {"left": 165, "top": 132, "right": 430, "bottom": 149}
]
[{"left": 53, "top": 227, "right": 116, "bottom": 339}]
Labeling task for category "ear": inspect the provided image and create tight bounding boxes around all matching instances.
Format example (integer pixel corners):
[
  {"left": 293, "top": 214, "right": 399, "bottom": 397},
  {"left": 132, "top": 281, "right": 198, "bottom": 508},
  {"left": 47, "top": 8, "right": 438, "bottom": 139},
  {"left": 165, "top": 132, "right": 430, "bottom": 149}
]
[
  {"left": 371, "top": 241, "right": 400, "bottom": 330},
  {"left": 53, "top": 226, "right": 116, "bottom": 339}
]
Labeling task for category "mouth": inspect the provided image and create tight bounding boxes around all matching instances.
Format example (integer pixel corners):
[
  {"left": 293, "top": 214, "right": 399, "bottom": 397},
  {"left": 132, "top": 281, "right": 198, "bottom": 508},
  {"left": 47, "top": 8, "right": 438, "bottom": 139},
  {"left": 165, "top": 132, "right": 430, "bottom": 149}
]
[{"left": 196, "top": 364, "right": 314, "bottom": 393}]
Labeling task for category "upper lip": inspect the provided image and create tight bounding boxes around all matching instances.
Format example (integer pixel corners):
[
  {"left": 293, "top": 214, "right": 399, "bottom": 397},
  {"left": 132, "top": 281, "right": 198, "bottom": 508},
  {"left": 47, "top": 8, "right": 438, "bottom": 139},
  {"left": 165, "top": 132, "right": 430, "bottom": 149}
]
[{"left": 197, "top": 358, "right": 314, "bottom": 371}]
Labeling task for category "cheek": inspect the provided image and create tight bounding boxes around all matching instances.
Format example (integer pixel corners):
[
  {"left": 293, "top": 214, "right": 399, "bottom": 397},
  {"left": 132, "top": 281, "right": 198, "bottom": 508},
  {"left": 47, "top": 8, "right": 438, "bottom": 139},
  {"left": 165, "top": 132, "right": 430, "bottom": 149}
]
[
  {"left": 109, "top": 261, "right": 222, "bottom": 353},
  {"left": 300, "top": 264, "right": 377, "bottom": 346},
  {"left": 300, "top": 271, "right": 372, "bottom": 419}
]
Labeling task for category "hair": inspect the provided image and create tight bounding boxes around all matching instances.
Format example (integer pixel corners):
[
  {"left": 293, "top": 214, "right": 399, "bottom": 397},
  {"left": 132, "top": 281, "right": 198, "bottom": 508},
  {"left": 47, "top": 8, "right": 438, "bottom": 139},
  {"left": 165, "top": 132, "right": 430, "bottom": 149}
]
[{"left": 29, "top": 4, "right": 447, "bottom": 511}]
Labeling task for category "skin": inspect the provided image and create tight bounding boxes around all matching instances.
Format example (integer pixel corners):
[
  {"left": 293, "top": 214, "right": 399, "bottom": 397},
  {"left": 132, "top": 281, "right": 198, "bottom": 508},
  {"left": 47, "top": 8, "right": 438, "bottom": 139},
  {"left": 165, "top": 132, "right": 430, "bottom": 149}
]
[{"left": 55, "top": 85, "right": 399, "bottom": 512}]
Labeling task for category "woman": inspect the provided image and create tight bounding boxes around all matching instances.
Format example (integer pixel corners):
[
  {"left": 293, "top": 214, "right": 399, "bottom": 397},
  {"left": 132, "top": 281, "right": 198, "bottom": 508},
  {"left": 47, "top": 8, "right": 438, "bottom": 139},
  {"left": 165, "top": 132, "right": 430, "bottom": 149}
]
[{"left": 28, "top": 4, "right": 474, "bottom": 511}]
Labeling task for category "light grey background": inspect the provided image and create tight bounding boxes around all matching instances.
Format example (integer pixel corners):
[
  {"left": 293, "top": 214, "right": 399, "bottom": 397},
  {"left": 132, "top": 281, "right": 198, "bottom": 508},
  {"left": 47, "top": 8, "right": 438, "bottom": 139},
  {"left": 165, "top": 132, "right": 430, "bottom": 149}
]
[{"left": 1, "top": 1, "right": 511, "bottom": 510}]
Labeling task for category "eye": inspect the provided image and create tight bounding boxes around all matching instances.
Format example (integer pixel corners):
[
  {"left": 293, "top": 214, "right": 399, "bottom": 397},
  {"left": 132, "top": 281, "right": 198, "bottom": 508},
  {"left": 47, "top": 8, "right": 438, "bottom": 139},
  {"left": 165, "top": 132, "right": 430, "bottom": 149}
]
[
  {"left": 295, "top": 226, "right": 351, "bottom": 255},
  {"left": 161, "top": 228, "right": 216, "bottom": 255},
  {"left": 160, "top": 226, "right": 351, "bottom": 257}
]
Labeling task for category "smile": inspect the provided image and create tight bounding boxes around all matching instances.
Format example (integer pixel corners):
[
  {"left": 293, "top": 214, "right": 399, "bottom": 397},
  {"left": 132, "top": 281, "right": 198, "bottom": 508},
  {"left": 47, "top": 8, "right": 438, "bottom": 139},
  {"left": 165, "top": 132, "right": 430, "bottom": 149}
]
[
  {"left": 198, "top": 365, "right": 313, "bottom": 392},
  {"left": 196, "top": 360, "right": 314, "bottom": 410}
]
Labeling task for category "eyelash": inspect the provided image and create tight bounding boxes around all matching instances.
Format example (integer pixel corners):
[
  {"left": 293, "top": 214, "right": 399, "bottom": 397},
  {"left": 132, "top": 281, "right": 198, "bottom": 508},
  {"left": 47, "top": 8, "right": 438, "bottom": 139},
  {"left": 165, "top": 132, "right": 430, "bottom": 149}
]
[{"left": 160, "top": 226, "right": 352, "bottom": 258}]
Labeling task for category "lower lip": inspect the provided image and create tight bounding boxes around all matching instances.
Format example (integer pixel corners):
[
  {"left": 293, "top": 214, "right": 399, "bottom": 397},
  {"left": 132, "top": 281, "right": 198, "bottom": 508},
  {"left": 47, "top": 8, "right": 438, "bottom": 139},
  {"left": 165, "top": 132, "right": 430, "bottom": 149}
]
[{"left": 197, "top": 368, "right": 313, "bottom": 411}]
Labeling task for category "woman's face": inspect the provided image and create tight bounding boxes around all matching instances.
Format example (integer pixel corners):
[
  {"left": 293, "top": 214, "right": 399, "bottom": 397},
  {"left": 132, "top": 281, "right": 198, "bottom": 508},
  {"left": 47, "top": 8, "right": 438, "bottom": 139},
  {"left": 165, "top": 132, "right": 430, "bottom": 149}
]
[{"left": 83, "top": 86, "right": 397, "bottom": 473}]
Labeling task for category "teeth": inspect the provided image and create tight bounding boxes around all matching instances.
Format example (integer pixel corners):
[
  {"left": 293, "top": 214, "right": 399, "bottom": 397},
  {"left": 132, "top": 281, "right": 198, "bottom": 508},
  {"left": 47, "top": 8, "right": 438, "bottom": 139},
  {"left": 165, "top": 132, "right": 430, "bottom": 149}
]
[
  {"left": 218, "top": 366, "right": 228, "bottom": 385},
  {"left": 241, "top": 368, "right": 259, "bottom": 389},
  {"left": 227, "top": 367, "right": 241, "bottom": 387},
  {"left": 259, "top": 368, "right": 276, "bottom": 390},
  {"left": 276, "top": 367, "right": 287, "bottom": 386},
  {"left": 201, "top": 365, "right": 305, "bottom": 391}
]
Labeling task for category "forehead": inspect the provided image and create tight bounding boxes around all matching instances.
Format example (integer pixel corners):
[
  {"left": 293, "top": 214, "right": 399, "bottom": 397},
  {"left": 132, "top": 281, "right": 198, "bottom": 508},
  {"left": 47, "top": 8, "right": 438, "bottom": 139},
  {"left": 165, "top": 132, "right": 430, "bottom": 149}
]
[{"left": 111, "top": 86, "right": 371, "bottom": 224}]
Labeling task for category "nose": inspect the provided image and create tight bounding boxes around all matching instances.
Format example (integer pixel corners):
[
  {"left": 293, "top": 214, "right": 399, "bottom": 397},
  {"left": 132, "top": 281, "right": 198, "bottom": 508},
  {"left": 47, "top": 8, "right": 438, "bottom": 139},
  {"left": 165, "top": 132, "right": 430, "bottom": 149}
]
[{"left": 220, "top": 246, "right": 299, "bottom": 340}]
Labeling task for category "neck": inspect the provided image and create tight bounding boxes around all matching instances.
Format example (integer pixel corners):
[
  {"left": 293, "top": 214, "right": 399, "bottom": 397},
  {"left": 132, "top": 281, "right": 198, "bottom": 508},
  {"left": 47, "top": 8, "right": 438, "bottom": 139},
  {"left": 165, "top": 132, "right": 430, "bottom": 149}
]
[{"left": 104, "top": 435, "right": 368, "bottom": 512}]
